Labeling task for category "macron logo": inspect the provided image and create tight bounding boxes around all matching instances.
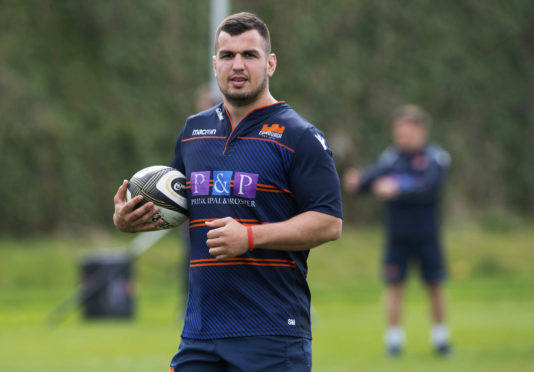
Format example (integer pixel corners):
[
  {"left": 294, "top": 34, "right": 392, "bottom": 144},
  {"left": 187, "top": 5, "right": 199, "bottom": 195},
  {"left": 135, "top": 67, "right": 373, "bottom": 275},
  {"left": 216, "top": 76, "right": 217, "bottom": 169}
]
[
  {"left": 259, "top": 124, "right": 285, "bottom": 139},
  {"left": 192, "top": 129, "right": 217, "bottom": 136}
]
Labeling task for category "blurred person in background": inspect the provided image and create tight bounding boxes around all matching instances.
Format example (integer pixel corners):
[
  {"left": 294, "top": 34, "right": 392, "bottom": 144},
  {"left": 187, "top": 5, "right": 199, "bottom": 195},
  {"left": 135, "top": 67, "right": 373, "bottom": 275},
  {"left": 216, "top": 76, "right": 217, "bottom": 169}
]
[{"left": 343, "top": 105, "right": 452, "bottom": 357}]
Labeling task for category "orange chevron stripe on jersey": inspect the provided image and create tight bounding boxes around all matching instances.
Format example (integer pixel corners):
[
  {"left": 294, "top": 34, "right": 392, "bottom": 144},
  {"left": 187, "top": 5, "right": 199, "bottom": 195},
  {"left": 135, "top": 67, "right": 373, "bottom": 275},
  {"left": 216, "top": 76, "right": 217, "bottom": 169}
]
[
  {"left": 191, "top": 257, "right": 295, "bottom": 264},
  {"left": 236, "top": 137, "right": 295, "bottom": 152},
  {"left": 189, "top": 218, "right": 268, "bottom": 229},
  {"left": 190, "top": 257, "right": 296, "bottom": 268},
  {"left": 256, "top": 183, "right": 293, "bottom": 195},
  {"left": 182, "top": 136, "right": 226, "bottom": 142}
]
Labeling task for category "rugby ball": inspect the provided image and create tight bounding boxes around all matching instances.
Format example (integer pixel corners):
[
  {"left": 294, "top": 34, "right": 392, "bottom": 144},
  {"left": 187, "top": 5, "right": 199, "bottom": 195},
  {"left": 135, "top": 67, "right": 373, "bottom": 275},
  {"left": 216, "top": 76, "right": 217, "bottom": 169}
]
[{"left": 126, "top": 166, "right": 188, "bottom": 230}]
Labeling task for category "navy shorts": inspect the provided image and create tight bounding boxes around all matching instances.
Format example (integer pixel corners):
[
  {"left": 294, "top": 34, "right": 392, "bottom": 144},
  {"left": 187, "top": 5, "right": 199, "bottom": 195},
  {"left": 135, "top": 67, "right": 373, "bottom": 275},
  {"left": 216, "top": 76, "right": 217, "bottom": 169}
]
[
  {"left": 383, "top": 235, "right": 446, "bottom": 284},
  {"left": 169, "top": 335, "right": 312, "bottom": 372}
]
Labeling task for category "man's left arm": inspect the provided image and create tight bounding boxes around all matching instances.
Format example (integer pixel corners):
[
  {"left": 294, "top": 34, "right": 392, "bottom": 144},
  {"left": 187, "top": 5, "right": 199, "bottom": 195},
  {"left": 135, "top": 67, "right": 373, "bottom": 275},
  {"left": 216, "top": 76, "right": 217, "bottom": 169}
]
[
  {"left": 206, "top": 212, "right": 341, "bottom": 260},
  {"left": 206, "top": 126, "right": 343, "bottom": 260}
]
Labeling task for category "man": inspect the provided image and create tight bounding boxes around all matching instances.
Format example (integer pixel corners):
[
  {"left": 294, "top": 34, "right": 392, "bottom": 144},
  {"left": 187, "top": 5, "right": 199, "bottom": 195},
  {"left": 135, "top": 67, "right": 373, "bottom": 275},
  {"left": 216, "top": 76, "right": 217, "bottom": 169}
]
[
  {"left": 343, "top": 105, "right": 451, "bottom": 357},
  {"left": 113, "top": 12, "right": 342, "bottom": 371}
]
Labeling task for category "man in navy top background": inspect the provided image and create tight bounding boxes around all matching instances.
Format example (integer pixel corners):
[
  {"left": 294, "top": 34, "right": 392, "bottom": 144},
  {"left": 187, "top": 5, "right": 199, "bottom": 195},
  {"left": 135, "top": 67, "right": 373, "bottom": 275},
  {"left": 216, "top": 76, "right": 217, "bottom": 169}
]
[
  {"left": 113, "top": 12, "right": 342, "bottom": 371},
  {"left": 344, "top": 105, "right": 451, "bottom": 357}
]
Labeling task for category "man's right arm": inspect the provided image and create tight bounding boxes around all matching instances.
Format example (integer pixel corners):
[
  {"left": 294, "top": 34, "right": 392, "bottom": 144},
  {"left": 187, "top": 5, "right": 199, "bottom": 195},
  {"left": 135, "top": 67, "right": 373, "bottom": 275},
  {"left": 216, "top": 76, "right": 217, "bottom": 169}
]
[
  {"left": 113, "top": 181, "right": 163, "bottom": 232},
  {"left": 113, "top": 130, "right": 186, "bottom": 233}
]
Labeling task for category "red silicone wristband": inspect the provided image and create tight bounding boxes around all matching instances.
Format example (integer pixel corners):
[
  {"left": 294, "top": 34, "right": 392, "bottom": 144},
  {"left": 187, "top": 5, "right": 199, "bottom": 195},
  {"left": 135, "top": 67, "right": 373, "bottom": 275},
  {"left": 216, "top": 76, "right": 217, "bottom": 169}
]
[{"left": 247, "top": 225, "right": 253, "bottom": 251}]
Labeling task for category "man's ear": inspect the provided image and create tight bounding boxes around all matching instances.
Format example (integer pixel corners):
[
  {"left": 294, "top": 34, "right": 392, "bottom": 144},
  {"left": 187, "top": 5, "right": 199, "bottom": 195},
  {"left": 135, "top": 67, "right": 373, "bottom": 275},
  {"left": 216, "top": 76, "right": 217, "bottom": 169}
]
[
  {"left": 267, "top": 53, "right": 277, "bottom": 78},
  {"left": 212, "top": 55, "right": 217, "bottom": 78}
]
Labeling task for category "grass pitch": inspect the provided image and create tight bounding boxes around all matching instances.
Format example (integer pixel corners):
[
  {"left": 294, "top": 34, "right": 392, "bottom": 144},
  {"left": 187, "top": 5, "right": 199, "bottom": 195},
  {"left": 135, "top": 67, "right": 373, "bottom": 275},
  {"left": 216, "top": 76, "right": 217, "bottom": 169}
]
[{"left": 0, "top": 225, "right": 533, "bottom": 371}]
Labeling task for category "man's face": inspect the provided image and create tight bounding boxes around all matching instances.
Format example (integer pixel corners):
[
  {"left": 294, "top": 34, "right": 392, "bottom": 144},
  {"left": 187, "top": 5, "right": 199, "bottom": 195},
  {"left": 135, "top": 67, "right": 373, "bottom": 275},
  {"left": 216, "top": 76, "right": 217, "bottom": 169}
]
[
  {"left": 213, "top": 30, "right": 276, "bottom": 107},
  {"left": 393, "top": 118, "right": 428, "bottom": 152}
]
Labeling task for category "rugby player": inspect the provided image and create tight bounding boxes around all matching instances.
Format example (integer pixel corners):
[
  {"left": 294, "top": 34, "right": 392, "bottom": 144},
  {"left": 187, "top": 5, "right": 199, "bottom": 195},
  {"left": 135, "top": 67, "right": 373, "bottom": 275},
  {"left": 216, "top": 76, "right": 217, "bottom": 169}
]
[{"left": 113, "top": 12, "right": 342, "bottom": 371}]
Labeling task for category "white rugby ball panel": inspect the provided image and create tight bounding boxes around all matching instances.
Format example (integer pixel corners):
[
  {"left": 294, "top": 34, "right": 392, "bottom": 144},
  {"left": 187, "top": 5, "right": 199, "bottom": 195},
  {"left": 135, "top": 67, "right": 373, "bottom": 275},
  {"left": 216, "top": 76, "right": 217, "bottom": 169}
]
[
  {"left": 126, "top": 166, "right": 188, "bottom": 229},
  {"left": 155, "top": 170, "right": 188, "bottom": 210},
  {"left": 131, "top": 165, "right": 169, "bottom": 179}
]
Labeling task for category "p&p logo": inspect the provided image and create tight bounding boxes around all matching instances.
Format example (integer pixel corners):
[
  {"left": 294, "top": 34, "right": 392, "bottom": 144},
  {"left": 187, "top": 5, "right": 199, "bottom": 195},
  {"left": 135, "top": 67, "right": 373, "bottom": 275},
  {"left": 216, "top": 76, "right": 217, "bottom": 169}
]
[
  {"left": 212, "top": 171, "right": 233, "bottom": 196},
  {"left": 190, "top": 171, "right": 258, "bottom": 199}
]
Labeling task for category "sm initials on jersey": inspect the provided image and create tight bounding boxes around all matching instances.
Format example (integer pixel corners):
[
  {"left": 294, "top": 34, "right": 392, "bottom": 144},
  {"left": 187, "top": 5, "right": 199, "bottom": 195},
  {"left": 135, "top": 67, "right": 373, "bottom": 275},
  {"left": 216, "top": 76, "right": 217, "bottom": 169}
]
[{"left": 190, "top": 171, "right": 259, "bottom": 199}]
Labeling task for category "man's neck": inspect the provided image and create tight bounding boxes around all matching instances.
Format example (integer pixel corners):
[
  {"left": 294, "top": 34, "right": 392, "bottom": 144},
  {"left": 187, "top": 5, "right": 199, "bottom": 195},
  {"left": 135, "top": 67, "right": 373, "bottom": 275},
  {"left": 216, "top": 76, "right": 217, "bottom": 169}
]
[{"left": 224, "top": 93, "right": 277, "bottom": 127}]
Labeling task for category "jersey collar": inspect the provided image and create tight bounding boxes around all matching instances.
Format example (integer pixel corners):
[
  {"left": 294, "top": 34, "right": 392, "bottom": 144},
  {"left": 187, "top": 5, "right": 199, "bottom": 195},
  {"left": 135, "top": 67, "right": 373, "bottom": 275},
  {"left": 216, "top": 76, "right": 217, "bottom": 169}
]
[{"left": 223, "top": 101, "right": 287, "bottom": 131}]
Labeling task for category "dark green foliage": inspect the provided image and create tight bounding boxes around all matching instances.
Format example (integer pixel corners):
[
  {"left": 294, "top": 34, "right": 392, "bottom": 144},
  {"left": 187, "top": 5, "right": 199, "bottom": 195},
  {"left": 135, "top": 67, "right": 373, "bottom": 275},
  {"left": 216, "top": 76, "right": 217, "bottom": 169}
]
[{"left": 0, "top": 0, "right": 532, "bottom": 234}]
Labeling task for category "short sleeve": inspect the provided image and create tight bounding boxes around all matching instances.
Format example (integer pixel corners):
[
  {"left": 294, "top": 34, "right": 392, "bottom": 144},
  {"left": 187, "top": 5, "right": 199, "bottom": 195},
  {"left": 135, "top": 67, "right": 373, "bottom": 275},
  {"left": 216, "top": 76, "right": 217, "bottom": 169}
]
[
  {"left": 170, "top": 130, "right": 186, "bottom": 173},
  {"left": 289, "top": 127, "right": 343, "bottom": 218}
]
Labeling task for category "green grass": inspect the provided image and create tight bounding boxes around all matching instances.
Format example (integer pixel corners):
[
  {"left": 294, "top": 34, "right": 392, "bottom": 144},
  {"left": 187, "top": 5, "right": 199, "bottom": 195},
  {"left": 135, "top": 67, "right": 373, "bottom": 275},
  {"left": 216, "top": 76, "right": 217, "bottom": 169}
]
[{"left": 1, "top": 225, "right": 533, "bottom": 371}]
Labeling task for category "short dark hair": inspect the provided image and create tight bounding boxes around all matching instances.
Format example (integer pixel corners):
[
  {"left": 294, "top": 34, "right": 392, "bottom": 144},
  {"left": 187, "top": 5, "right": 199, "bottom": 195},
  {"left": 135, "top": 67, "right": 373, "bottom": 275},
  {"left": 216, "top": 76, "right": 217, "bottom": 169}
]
[
  {"left": 214, "top": 12, "right": 271, "bottom": 54},
  {"left": 392, "top": 104, "right": 431, "bottom": 127}
]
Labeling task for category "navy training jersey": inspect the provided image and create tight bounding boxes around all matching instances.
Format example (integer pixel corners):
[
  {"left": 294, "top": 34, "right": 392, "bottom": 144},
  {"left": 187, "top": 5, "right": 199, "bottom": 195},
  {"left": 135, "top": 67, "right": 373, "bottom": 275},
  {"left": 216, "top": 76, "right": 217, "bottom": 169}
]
[
  {"left": 170, "top": 102, "right": 342, "bottom": 340},
  {"left": 359, "top": 145, "right": 451, "bottom": 238}
]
